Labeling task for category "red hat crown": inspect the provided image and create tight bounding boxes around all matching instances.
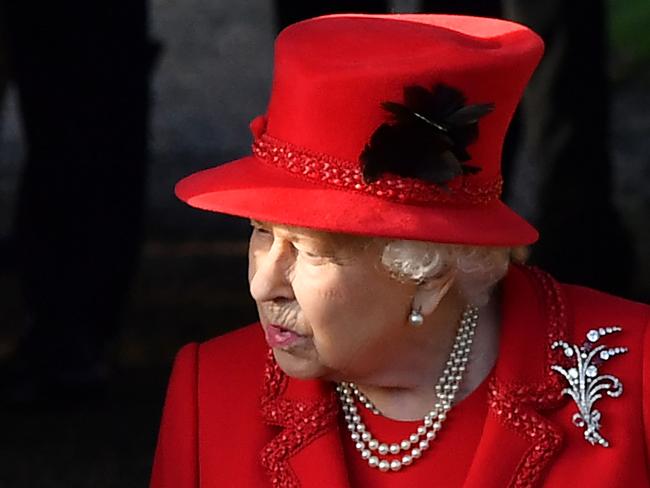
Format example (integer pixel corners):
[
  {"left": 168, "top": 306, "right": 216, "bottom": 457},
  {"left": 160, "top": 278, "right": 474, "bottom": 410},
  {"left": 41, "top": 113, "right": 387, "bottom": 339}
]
[{"left": 251, "top": 14, "right": 543, "bottom": 205}]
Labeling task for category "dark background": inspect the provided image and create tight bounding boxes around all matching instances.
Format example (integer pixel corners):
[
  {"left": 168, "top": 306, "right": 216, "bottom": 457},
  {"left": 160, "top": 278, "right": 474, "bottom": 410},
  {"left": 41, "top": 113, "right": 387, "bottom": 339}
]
[{"left": 0, "top": 0, "right": 648, "bottom": 486}]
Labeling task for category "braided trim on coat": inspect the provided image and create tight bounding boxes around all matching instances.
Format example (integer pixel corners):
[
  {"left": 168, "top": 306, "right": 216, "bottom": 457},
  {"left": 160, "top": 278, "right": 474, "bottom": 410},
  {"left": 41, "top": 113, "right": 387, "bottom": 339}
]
[{"left": 259, "top": 350, "right": 338, "bottom": 488}]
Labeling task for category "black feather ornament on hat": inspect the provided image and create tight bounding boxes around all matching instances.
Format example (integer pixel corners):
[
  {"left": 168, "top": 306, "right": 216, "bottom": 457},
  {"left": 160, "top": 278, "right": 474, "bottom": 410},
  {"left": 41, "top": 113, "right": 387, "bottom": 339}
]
[{"left": 360, "top": 83, "right": 494, "bottom": 187}]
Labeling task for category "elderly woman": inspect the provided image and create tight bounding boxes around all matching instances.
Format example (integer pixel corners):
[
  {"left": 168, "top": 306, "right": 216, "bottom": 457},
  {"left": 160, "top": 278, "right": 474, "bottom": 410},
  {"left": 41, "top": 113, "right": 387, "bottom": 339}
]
[{"left": 150, "top": 14, "right": 650, "bottom": 488}]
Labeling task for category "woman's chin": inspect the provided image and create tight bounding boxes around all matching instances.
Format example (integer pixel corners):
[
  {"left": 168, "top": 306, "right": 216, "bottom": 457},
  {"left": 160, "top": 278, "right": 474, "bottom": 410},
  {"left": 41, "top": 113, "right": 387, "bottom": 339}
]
[{"left": 272, "top": 348, "right": 327, "bottom": 380}]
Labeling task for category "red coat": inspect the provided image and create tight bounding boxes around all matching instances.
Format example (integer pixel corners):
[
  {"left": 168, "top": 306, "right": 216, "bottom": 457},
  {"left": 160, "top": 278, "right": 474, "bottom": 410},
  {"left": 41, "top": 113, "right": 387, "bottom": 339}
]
[{"left": 150, "top": 266, "right": 650, "bottom": 487}]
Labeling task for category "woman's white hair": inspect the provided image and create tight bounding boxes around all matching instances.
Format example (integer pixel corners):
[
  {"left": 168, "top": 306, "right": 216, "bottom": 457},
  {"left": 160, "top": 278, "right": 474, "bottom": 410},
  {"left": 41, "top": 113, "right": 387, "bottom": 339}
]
[{"left": 380, "top": 240, "right": 510, "bottom": 306}]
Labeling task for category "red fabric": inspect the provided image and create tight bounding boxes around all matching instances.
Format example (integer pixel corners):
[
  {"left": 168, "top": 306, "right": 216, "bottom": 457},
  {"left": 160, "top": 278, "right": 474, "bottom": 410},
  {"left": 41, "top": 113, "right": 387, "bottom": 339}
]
[
  {"left": 150, "top": 266, "right": 650, "bottom": 487},
  {"left": 150, "top": 343, "right": 198, "bottom": 488},
  {"left": 175, "top": 14, "right": 543, "bottom": 246},
  {"left": 341, "top": 373, "right": 490, "bottom": 487}
]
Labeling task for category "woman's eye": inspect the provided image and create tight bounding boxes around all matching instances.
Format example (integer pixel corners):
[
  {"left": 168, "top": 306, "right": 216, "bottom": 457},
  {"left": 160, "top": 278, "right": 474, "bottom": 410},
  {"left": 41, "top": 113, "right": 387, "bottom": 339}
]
[
  {"left": 252, "top": 226, "right": 271, "bottom": 236},
  {"left": 296, "top": 246, "right": 331, "bottom": 262}
]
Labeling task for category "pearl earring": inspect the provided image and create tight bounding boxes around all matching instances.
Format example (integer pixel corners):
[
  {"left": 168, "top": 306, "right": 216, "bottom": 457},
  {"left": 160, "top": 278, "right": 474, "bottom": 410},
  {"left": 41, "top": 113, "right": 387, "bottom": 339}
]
[{"left": 408, "top": 306, "right": 424, "bottom": 327}]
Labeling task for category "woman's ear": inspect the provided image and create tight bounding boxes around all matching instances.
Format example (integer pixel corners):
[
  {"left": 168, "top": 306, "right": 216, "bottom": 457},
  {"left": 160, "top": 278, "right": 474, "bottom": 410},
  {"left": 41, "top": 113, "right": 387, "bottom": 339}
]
[{"left": 412, "top": 269, "right": 456, "bottom": 316}]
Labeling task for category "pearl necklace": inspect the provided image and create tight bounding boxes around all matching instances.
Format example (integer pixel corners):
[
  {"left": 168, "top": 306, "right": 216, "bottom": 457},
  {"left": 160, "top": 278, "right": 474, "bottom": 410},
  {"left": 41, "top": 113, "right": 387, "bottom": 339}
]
[{"left": 336, "top": 305, "right": 479, "bottom": 473}]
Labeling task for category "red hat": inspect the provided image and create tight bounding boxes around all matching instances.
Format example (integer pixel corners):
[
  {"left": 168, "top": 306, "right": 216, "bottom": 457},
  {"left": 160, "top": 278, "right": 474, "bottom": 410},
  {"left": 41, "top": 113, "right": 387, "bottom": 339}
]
[{"left": 176, "top": 14, "right": 544, "bottom": 245}]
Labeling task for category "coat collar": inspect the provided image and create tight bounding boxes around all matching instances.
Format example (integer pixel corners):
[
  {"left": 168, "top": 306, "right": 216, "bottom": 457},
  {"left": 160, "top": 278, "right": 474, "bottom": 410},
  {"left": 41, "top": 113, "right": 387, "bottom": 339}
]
[
  {"left": 259, "top": 265, "right": 570, "bottom": 488},
  {"left": 259, "top": 349, "right": 348, "bottom": 488}
]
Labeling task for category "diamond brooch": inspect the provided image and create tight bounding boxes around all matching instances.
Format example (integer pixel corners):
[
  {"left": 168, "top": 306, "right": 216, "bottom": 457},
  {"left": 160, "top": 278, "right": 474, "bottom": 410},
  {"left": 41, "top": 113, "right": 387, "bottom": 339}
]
[{"left": 551, "top": 326, "right": 628, "bottom": 447}]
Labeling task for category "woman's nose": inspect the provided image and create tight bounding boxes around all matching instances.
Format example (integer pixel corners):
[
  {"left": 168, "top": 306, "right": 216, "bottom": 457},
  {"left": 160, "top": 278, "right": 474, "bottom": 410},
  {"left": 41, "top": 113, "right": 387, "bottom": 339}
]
[{"left": 249, "top": 239, "right": 295, "bottom": 303}]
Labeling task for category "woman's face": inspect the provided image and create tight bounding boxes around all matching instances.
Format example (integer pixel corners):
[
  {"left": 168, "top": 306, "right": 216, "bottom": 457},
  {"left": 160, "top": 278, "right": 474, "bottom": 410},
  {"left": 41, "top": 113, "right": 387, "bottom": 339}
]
[{"left": 248, "top": 220, "right": 419, "bottom": 382}]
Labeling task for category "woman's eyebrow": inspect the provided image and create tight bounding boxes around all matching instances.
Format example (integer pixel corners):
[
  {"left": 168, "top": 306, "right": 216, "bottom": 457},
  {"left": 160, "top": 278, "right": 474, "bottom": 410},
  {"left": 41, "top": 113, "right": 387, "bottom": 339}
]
[{"left": 290, "top": 233, "right": 330, "bottom": 249}]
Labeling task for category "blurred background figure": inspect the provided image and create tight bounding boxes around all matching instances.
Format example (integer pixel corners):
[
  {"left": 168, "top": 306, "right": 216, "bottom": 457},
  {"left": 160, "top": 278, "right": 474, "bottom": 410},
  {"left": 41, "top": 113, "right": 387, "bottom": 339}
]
[
  {"left": 0, "top": 1, "right": 156, "bottom": 405},
  {"left": 0, "top": 0, "right": 647, "bottom": 486}
]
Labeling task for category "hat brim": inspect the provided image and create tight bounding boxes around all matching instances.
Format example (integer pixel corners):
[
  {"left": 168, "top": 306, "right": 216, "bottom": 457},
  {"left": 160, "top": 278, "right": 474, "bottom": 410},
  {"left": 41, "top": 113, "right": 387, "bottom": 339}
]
[{"left": 176, "top": 156, "right": 538, "bottom": 246}]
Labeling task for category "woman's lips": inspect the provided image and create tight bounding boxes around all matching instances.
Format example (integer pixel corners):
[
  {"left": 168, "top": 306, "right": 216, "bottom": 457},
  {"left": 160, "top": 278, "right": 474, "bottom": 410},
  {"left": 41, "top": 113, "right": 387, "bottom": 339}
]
[{"left": 265, "top": 323, "right": 308, "bottom": 348}]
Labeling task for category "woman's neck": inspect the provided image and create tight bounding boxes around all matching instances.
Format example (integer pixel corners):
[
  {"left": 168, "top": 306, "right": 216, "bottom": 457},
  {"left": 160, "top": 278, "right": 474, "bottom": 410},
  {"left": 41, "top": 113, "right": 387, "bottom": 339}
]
[{"left": 351, "top": 291, "right": 501, "bottom": 421}]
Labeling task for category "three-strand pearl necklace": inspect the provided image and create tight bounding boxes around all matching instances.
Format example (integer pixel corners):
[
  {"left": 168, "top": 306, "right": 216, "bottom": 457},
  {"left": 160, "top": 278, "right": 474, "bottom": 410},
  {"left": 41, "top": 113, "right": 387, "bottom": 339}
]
[{"left": 336, "top": 305, "right": 479, "bottom": 473}]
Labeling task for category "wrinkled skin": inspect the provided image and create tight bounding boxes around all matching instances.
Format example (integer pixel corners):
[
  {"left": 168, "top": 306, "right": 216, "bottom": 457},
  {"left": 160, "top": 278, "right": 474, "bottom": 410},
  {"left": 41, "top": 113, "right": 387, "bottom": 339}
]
[{"left": 248, "top": 220, "right": 461, "bottom": 391}]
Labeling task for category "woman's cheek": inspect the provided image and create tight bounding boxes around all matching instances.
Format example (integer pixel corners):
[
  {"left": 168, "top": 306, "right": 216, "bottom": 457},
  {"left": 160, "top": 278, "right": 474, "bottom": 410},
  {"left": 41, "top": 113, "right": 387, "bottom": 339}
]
[
  {"left": 294, "top": 278, "right": 344, "bottom": 330},
  {"left": 296, "top": 264, "right": 346, "bottom": 301}
]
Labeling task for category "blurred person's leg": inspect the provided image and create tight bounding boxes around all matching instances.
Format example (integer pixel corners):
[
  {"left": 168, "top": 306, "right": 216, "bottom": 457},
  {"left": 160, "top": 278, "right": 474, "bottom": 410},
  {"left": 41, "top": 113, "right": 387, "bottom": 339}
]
[
  {"left": 0, "top": 6, "right": 14, "bottom": 270},
  {"left": 274, "top": 0, "right": 389, "bottom": 32},
  {"left": 503, "top": 0, "right": 635, "bottom": 295},
  {"left": 0, "top": 9, "right": 6, "bottom": 123},
  {"left": 2, "top": 1, "right": 154, "bottom": 403}
]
